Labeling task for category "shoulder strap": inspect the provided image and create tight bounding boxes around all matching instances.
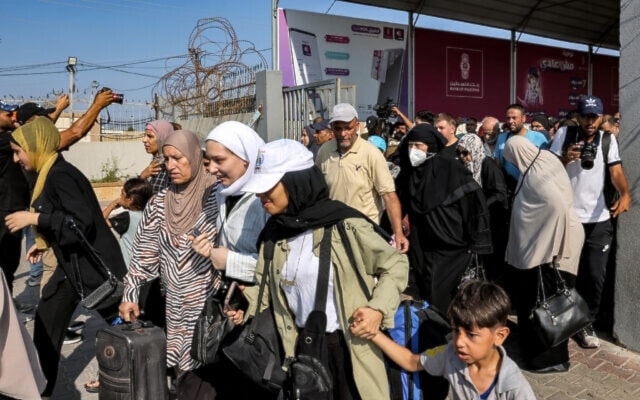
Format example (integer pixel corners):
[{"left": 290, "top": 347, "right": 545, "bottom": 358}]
[
  {"left": 313, "top": 226, "right": 333, "bottom": 311},
  {"left": 254, "top": 239, "right": 275, "bottom": 315},
  {"left": 512, "top": 148, "right": 541, "bottom": 199},
  {"left": 336, "top": 220, "right": 372, "bottom": 300},
  {"left": 601, "top": 131, "right": 611, "bottom": 166},
  {"left": 66, "top": 216, "right": 116, "bottom": 283}
]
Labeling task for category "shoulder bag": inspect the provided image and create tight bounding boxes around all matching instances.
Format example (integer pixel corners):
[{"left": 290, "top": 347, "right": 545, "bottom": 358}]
[
  {"left": 285, "top": 226, "right": 334, "bottom": 400},
  {"left": 190, "top": 281, "right": 246, "bottom": 364},
  {"left": 529, "top": 261, "right": 593, "bottom": 348},
  {"left": 67, "top": 217, "right": 124, "bottom": 311},
  {"left": 221, "top": 239, "right": 287, "bottom": 393},
  {"left": 457, "top": 252, "right": 486, "bottom": 289}
]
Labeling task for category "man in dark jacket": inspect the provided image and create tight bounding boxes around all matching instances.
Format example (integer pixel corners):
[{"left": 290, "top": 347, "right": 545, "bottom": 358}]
[{"left": 0, "top": 101, "right": 30, "bottom": 296}]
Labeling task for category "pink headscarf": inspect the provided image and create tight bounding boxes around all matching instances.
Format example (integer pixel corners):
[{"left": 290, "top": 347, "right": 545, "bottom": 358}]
[{"left": 145, "top": 120, "right": 175, "bottom": 155}]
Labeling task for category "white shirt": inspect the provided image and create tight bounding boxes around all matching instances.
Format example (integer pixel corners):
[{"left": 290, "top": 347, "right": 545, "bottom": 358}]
[
  {"left": 279, "top": 230, "right": 341, "bottom": 332},
  {"left": 550, "top": 127, "right": 621, "bottom": 223}
]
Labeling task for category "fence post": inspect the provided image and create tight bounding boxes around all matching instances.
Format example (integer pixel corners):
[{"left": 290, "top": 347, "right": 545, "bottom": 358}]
[{"left": 255, "top": 70, "right": 284, "bottom": 142}]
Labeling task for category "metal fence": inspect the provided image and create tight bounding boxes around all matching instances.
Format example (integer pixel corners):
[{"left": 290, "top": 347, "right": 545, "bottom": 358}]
[{"left": 282, "top": 78, "right": 356, "bottom": 140}]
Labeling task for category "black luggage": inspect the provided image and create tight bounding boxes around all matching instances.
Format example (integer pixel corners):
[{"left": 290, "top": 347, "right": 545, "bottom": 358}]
[{"left": 96, "top": 321, "right": 169, "bottom": 400}]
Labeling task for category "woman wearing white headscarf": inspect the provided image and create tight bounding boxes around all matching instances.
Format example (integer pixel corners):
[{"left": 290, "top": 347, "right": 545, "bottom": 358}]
[
  {"left": 190, "top": 121, "right": 268, "bottom": 283},
  {"left": 503, "top": 135, "right": 584, "bottom": 373},
  {"left": 189, "top": 121, "right": 272, "bottom": 398}
]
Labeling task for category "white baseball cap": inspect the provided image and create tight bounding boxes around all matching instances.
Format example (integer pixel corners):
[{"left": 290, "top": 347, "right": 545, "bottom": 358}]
[
  {"left": 330, "top": 103, "right": 358, "bottom": 123},
  {"left": 242, "top": 139, "right": 314, "bottom": 193}
]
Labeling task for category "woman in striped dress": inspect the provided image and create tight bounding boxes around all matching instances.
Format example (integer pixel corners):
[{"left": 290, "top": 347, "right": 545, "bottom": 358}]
[{"left": 119, "top": 130, "right": 219, "bottom": 398}]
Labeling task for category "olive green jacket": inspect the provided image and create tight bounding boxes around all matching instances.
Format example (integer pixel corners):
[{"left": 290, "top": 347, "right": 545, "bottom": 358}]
[{"left": 243, "top": 218, "right": 409, "bottom": 399}]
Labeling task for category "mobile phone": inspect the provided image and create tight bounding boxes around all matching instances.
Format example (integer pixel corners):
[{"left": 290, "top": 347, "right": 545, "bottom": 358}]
[{"left": 224, "top": 281, "right": 248, "bottom": 312}]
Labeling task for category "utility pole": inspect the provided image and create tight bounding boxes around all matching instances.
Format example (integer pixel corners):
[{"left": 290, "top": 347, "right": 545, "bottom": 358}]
[{"left": 66, "top": 57, "right": 77, "bottom": 126}]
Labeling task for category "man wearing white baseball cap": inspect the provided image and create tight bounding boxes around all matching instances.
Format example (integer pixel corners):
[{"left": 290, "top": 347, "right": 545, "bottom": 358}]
[
  {"left": 315, "top": 103, "right": 408, "bottom": 254},
  {"left": 239, "top": 139, "right": 408, "bottom": 400}
]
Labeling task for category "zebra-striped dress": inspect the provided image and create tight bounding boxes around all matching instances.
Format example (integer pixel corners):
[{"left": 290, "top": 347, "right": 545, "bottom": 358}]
[{"left": 122, "top": 183, "right": 219, "bottom": 371}]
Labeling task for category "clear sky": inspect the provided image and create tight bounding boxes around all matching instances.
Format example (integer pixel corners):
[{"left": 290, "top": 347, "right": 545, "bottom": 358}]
[{"left": 0, "top": 0, "right": 616, "bottom": 105}]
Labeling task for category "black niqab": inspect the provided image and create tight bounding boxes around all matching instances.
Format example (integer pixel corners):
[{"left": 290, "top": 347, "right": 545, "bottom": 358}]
[{"left": 396, "top": 124, "right": 478, "bottom": 214}]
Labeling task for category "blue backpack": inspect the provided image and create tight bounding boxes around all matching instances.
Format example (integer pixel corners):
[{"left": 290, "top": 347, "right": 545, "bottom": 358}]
[{"left": 387, "top": 300, "right": 451, "bottom": 400}]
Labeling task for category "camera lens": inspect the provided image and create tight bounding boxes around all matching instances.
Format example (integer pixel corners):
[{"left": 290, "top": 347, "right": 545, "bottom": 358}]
[
  {"left": 113, "top": 93, "right": 124, "bottom": 104},
  {"left": 581, "top": 158, "right": 594, "bottom": 170}
]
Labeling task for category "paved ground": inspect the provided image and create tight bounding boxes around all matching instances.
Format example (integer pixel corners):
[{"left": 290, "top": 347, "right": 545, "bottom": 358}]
[{"left": 12, "top": 256, "right": 640, "bottom": 399}]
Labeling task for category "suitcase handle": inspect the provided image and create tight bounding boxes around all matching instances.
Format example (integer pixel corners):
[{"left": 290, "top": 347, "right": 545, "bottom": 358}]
[{"left": 120, "top": 320, "right": 155, "bottom": 331}]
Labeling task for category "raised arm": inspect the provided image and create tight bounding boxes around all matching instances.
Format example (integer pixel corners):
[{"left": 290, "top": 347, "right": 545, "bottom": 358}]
[{"left": 58, "top": 89, "right": 114, "bottom": 150}]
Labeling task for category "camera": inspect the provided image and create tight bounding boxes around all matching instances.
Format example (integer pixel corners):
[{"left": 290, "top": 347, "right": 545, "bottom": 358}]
[
  {"left": 576, "top": 142, "right": 597, "bottom": 170},
  {"left": 369, "top": 98, "right": 399, "bottom": 139},
  {"left": 98, "top": 87, "right": 124, "bottom": 104},
  {"left": 372, "top": 97, "right": 397, "bottom": 120}
]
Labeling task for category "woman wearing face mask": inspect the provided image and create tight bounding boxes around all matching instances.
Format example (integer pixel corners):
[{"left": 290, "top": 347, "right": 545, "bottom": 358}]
[
  {"left": 457, "top": 134, "right": 509, "bottom": 283},
  {"left": 396, "top": 124, "right": 492, "bottom": 313}
]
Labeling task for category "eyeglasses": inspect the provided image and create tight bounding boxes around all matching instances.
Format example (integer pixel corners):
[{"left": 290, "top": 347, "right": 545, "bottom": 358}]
[{"left": 457, "top": 149, "right": 470, "bottom": 157}]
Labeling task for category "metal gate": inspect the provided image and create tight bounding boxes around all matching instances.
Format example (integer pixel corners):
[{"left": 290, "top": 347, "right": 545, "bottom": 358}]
[{"left": 282, "top": 78, "right": 356, "bottom": 140}]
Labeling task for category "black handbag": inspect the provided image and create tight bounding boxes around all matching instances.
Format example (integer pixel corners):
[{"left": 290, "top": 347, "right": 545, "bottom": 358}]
[
  {"left": 457, "top": 252, "right": 486, "bottom": 289},
  {"left": 285, "top": 227, "right": 333, "bottom": 400},
  {"left": 190, "top": 281, "right": 243, "bottom": 364},
  {"left": 67, "top": 217, "right": 124, "bottom": 311},
  {"left": 222, "top": 239, "right": 287, "bottom": 393},
  {"left": 81, "top": 270, "right": 124, "bottom": 310},
  {"left": 529, "top": 261, "right": 593, "bottom": 348},
  {"left": 108, "top": 210, "right": 130, "bottom": 236}
]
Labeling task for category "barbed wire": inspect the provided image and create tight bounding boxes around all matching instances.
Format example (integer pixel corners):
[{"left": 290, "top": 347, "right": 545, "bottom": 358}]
[{"left": 152, "top": 17, "right": 267, "bottom": 117}]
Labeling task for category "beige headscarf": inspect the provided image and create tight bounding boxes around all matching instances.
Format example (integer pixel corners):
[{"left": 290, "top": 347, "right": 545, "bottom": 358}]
[
  {"left": 11, "top": 116, "right": 60, "bottom": 249},
  {"left": 503, "top": 135, "right": 584, "bottom": 274},
  {"left": 163, "top": 130, "right": 215, "bottom": 236}
]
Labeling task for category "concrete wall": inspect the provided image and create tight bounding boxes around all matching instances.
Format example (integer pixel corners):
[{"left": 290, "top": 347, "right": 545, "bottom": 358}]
[
  {"left": 614, "top": 0, "right": 640, "bottom": 351},
  {"left": 64, "top": 141, "right": 149, "bottom": 181},
  {"left": 255, "top": 70, "right": 284, "bottom": 142}
]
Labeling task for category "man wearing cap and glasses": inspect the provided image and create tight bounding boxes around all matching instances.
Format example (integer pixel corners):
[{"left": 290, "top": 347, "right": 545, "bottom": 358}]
[
  {"left": 315, "top": 103, "right": 409, "bottom": 253},
  {"left": 550, "top": 95, "right": 631, "bottom": 349}
]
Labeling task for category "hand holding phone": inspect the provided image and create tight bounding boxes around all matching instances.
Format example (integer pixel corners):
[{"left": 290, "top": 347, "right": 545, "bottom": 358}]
[{"left": 224, "top": 281, "right": 248, "bottom": 312}]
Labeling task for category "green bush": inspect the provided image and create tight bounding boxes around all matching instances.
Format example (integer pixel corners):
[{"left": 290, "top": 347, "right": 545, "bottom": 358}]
[{"left": 92, "top": 157, "right": 123, "bottom": 183}]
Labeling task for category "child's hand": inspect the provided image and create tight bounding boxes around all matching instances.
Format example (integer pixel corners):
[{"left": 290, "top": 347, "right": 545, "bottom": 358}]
[{"left": 349, "top": 306, "right": 383, "bottom": 340}]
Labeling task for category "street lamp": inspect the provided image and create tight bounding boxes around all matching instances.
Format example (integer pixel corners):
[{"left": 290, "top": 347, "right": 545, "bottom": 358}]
[{"left": 67, "top": 56, "right": 77, "bottom": 125}]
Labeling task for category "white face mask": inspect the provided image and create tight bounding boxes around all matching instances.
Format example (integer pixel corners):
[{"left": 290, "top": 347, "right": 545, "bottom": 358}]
[{"left": 409, "top": 148, "right": 434, "bottom": 167}]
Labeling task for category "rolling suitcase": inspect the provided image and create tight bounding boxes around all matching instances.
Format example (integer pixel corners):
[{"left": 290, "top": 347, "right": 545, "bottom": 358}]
[{"left": 96, "top": 321, "right": 169, "bottom": 400}]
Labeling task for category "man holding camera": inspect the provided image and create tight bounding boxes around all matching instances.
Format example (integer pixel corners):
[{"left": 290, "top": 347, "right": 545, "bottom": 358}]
[{"left": 550, "top": 95, "right": 631, "bottom": 348}]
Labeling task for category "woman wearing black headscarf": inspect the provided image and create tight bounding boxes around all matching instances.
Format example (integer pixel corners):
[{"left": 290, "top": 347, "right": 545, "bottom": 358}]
[
  {"left": 237, "top": 139, "right": 408, "bottom": 399},
  {"left": 396, "top": 124, "right": 492, "bottom": 313}
]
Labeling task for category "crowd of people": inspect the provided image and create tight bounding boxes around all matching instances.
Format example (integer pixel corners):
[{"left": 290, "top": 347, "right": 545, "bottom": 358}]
[{"left": 0, "top": 92, "right": 631, "bottom": 399}]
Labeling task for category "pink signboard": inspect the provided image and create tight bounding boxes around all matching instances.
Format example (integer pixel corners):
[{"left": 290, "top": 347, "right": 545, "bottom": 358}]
[{"left": 414, "top": 28, "right": 510, "bottom": 119}]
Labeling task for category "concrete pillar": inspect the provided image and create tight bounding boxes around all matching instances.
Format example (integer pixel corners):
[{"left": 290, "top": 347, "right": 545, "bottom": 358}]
[
  {"left": 614, "top": 0, "right": 640, "bottom": 351},
  {"left": 255, "top": 70, "right": 284, "bottom": 143}
]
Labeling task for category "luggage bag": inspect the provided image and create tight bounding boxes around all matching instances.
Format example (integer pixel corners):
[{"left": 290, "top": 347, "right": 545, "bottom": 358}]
[{"left": 96, "top": 321, "right": 169, "bottom": 400}]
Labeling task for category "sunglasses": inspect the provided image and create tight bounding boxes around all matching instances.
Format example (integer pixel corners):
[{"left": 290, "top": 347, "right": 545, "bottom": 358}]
[{"left": 457, "top": 149, "right": 470, "bottom": 157}]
